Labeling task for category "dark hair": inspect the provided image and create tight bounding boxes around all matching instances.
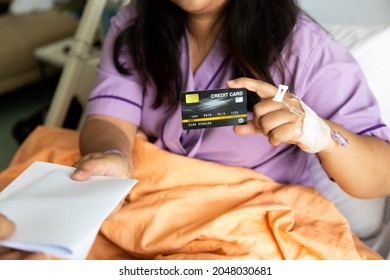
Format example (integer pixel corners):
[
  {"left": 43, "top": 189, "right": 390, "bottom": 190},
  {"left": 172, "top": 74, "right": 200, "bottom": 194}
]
[{"left": 113, "top": 0, "right": 300, "bottom": 110}]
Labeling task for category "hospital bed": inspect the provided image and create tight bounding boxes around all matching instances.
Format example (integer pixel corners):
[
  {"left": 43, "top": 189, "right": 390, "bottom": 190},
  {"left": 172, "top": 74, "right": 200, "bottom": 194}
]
[{"left": 2, "top": 0, "right": 390, "bottom": 259}]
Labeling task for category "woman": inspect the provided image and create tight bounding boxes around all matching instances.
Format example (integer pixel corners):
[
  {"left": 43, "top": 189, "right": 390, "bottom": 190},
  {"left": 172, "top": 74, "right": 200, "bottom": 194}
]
[{"left": 72, "top": 0, "right": 390, "bottom": 199}]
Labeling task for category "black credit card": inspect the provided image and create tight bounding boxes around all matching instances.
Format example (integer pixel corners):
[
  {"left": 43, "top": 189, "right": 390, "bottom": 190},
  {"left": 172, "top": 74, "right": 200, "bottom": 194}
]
[{"left": 181, "top": 88, "right": 247, "bottom": 130}]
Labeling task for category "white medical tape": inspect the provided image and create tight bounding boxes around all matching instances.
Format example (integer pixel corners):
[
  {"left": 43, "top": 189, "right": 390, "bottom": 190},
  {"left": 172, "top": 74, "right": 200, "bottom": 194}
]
[
  {"left": 272, "top": 85, "right": 331, "bottom": 153},
  {"left": 297, "top": 102, "right": 331, "bottom": 153}
]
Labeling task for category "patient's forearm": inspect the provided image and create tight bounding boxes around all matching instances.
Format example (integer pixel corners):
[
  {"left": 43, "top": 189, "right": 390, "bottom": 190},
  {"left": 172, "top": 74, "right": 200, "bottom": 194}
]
[
  {"left": 79, "top": 115, "right": 137, "bottom": 158},
  {"left": 318, "top": 121, "right": 390, "bottom": 199}
]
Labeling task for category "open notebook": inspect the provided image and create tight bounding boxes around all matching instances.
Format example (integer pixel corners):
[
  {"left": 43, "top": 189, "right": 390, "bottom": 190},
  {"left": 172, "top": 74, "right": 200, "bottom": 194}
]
[{"left": 0, "top": 161, "right": 137, "bottom": 259}]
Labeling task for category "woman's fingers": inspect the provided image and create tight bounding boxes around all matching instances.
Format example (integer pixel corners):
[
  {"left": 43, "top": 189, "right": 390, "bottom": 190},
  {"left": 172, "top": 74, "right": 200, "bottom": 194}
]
[
  {"left": 71, "top": 153, "right": 131, "bottom": 181},
  {"left": 234, "top": 98, "right": 304, "bottom": 141},
  {"left": 235, "top": 118, "right": 303, "bottom": 146},
  {"left": 254, "top": 108, "right": 302, "bottom": 136},
  {"left": 229, "top": 77, "right": 305, "bottom": 146},
  {"left": 227, "top": 78, "right": 277, "bottom": 99},
  {"left": 71, "top": 157, "right": 111, "bottom": 181},
  {"left": 233, "top": 120, "right": 261, "bottom": 135},
  {"left": 266, "top": 122, "right": 304, "bottom": 146},
  {"left": 71, "top": 166, "right": 93, "bottom": 181}
]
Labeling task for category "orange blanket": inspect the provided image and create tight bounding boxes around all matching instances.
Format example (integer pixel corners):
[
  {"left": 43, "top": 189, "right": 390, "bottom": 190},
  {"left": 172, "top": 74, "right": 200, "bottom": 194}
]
[{"left": 0, "top": 126, "right": 382, "bottom": 260}]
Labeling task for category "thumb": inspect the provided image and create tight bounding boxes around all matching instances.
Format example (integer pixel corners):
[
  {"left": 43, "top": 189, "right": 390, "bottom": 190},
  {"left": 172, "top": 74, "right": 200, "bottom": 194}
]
[
  {"left": 233, "top": 120, "right": 261, "bottom": 135},
  {"left": 71, "top": 165, "right": 92, "bottom": 181}
]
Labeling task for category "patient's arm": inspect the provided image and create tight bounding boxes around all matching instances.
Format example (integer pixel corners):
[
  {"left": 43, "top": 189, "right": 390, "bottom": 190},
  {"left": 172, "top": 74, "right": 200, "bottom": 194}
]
[
  {"left": 318, "top": 121, "right": 390, "bottom": 199},
  {"left": 71, "top": 114, "right": 137, "bottom": 181},
  {"left": 228, "top": 77, "right": 390, "bottom": 200}
]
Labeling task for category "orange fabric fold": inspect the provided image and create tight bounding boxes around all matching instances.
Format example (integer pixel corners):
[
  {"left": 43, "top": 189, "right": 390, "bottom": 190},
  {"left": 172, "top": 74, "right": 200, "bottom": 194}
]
[{"left": 0, "top": 126, "right": 382, "bottom": 260}]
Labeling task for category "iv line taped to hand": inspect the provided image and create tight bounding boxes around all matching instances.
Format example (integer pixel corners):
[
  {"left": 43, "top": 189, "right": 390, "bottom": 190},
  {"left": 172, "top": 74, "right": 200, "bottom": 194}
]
[{"left": 273, "top": 84, "right": 349, "bottom": 153}]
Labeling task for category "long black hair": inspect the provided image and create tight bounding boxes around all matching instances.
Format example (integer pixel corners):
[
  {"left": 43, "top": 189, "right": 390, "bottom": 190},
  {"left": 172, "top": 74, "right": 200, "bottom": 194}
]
[{"left": 113, "top": 0, "right": 300, "bottom": 110}]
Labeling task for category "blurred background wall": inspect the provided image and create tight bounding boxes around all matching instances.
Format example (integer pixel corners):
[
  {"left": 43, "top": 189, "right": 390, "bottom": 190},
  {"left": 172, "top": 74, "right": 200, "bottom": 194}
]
[{"left": 299, "top": 0, "right": 390, "bottom": 25}]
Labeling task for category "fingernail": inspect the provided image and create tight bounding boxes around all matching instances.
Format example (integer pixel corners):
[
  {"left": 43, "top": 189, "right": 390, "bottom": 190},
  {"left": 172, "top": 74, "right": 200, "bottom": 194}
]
[
  {"left": 73, "top": 170, "right": 84, "bottom": 176},
  {"left": 227, "top": 80, "right": 234, "bottom": 84}
]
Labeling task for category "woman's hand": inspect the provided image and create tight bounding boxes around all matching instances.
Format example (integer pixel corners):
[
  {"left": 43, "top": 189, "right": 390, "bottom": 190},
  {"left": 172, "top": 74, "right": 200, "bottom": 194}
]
[
  {"left": 227, "top": 77, "right": 331, "bottom": 153},
  {"left": 71, "top": 152, "right": 132, "bottom": 218},
  {"left": 227, "top": 78, "right": 305, "bottom": 145},
  {"left": 0, "top": 214, "right": 47, "bottom": 260},
  {"left": 73, "top": 115, "right": 137, "bottom": 181},
  {"left": 71, "top": 151, "right": 132, "bottom": 181}
]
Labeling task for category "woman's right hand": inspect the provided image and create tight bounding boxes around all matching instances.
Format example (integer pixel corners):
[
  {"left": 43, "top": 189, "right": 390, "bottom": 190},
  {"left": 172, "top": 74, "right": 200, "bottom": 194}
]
[
  {"left": 73, "top": 115, "right": 137, "bottom": 181},
  {"left": 70, "top": 152, "right": 133, "bottom": 218},
  {"left": 71, "top": 151, "right": 132, "bottom": 181}
]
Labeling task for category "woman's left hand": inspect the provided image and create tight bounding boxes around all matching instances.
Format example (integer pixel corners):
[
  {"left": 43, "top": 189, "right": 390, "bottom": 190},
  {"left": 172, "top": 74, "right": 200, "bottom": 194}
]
[
  {"left": 228, "top": 77, "right": 332, "bottom": 153},
  {"left": 227, "top": 77, "right": 305, "bottom": 146}
]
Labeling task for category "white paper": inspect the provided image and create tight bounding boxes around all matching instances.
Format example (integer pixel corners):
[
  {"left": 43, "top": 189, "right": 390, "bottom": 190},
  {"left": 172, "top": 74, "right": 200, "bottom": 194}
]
[{"left": 0, "top": 161, "right": 137, "bottom": 259}]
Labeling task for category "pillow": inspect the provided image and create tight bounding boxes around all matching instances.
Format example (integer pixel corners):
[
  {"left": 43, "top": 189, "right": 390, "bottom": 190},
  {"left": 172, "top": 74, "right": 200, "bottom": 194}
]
[
  {"left": 310, "top": 25, "right": 390, "bottom": 239},
  {"left": 325, "top": 24, "right": 390, "bottom": 125}
]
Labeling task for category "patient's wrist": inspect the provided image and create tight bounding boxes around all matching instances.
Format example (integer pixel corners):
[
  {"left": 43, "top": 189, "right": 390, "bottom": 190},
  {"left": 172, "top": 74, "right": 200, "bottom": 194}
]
[
  {"left": 104, "top": 149, "right": 136, "bottom": 179},
  {"left": 104, "top": 149, "right": 129, "bottom": 159},
  {"left": 296, "top": 102, "right": 331, "bottom": 153}
]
